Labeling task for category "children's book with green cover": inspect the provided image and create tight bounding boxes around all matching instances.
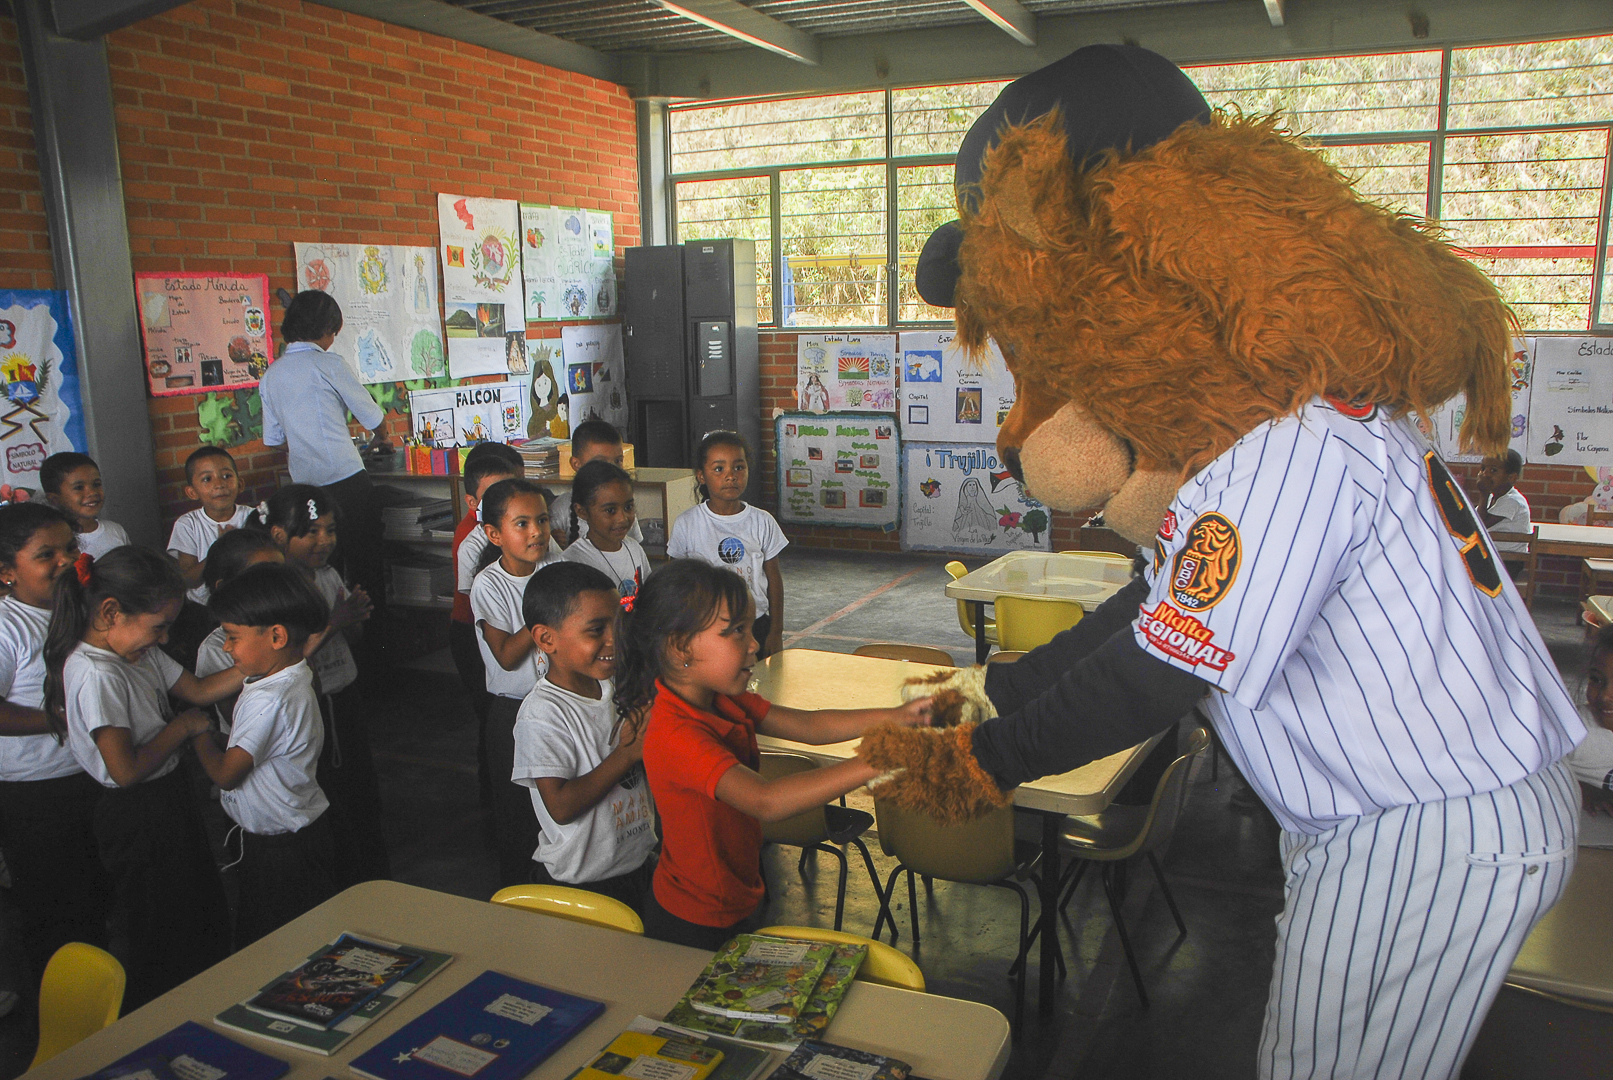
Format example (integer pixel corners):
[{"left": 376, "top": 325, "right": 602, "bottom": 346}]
[
  {"left": 683, "top": 936, "right": 837, "bottom": 1025},
  {"left": 664, "top": 941, "right": 867, "bottom": 1049}
]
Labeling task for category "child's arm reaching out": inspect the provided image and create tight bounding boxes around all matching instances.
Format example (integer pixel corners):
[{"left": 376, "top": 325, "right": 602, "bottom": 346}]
[
  {"left": 92, "top": 709, "right": 211, "bottom": 787},
  {"left": 170, "top": 665, "right": 246, "bottom": 706},
  {"left": 0, "top": 699, "right": 55, "bottom": 735},
  {"left": 190, "top": 729, "right": 254, "bottom": 790},
  {"left": 533, "top": 714, "right": 645, "bottom": 824},
  {"left": 760, "top": 697, "right": 932, "bottom": 745}
]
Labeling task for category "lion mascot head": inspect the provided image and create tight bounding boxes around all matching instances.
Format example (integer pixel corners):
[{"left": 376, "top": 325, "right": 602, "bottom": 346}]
[{"left": 915, "top": 45, "right": 1513, "bottom": 544}]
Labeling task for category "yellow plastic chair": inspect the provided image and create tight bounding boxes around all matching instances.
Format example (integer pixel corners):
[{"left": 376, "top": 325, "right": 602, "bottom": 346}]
[
  {"left": 993, "top": 595, "right": 1084, "bottom": 651},
  {"left": 31, "top": 943, "right": 125, "bottom": 1068},
  {"left": 756, "top": 925, "right": 925, "bottom": 991},
  {"left": 1048, "top": 727, "right": 1211, "bottom": 1007},
  {"left": 1061, "top": 549, "right": 1133, "bottom": 561},
  {"left": 944, "top": 561, "right": 996, "bottom": 645},
  {"left": 853, "top": 643, "right": 956, "bottom": 666},
  {"left": 490, "top": 884, "right": 644, "bottom": 934},
  {"left": 988, "top": 650, "right": 1026, "bottom": 663},
  {"left": 759, "top": 753, "right": 890, "bottom": 933}
]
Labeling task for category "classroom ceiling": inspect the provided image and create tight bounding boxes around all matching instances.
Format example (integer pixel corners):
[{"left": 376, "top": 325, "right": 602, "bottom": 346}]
[{"left": 443, "top": 0, "right": 1223, "bottom": 54}]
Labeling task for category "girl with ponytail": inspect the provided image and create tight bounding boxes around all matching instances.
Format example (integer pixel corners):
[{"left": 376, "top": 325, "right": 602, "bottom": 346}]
[{"left": 45, "top": 545, "right": 245, "bottom": 1009}]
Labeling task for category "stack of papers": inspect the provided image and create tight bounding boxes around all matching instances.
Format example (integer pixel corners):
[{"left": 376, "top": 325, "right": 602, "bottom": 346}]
[
  {"left": 383, "top": 498, "right": 455, "bottom": 539},
  {"left": 516, "top": 439, "right": 563, "bottom": 478},
  {"left": 389, "top": 554, "right": 454, "bottom": 605}
]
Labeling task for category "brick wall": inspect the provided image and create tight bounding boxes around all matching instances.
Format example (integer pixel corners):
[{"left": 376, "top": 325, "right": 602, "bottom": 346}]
[{"left": 0, "top": 0, "right": 639, "bottom": 525}]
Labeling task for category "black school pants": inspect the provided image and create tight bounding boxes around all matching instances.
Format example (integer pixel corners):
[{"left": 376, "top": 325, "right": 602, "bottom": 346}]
[
  {"left": 484, "top": 694, "right": 541, "bottom": 887},
  {"left": 320, "top": 686, "right": 391, "bottom": 882},
  {"left": 0, "top": 771, "right": 110, "bottom": 980},
  {"left": 642, "top": 888, "right": 762, "bottom": 952},
  {"left": 234, "top": 809, "right": 345, "bottom": 949},
  {"left": 448, "top": 620, "right": 494, "bottom": 808},
  {"left": 95, "top": 768, "right": 230, "bottom": 1010}
]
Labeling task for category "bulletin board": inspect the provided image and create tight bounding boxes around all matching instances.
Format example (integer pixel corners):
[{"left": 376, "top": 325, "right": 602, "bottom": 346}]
[
  {"left": 898, "top": 332, "right": 1016, "bottom": 442},
  {"left": 0, "top": 290, "right": 86, "bottom": 491},
  {"left": 901, "top": 442, "right": 1052, "bottom": 555},
  {"left": 775, "top": 412, "right": 900, "bottom": 530},
  {"left": 1526, "top": 336, "right": 1613, "bottom": 465},
  {"left": 795, "top": 334, "right": 897, "bottom": 413},
  {"left": 135, "top": 272, "right": 273, "bottom": 396},
  {"left": 294, "top": 242, "right": 446, "bottom": 384},
  {"left": 438, "top": 194, "right": 528, "bottom": 379},
  {"left": 408, "top": 379, "right": 531, "bottom": 448}
]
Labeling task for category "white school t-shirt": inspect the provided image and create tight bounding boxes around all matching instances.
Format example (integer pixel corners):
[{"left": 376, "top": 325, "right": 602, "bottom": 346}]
[
  {"left": 513, "top": 677, "right": 655, "bottom": 883},
  {"left": 667, "top": 502, "right": 788, "bottom": 617},
  {"left": 1569, "top": 725, "right": 1613, "bottom": 848},
  {"left": 309, "top": 566, "right": 358, "bottom": 695},
  {"left": 1487, "top": 488, "right": 1532, "bottom": 553},
  {"left": 470, "top": 554, "right": 561, "bottom": 699},
  {"left": 456, "top": 526, "right": 490, "bottom": 596},
  {"left": 222, "top": 660, "right": 328, "bottom": 836},
  {"left": 63, "top": 642, "right": 186, "bottom": 787},
  {"left": 0, "top": 597, "right": 81, "bottom": 781},
  {"left": 195, "top": 626, "right": 238, "bottom": 729},
  {"left": 167, "top": 505, "right": 255, "bottom": 603},
  {"left": 561, "top": 535, "right": 651, "bottom": 598},
  {"left": 76, "top": 520, "right": 130, "bottom": 560}
]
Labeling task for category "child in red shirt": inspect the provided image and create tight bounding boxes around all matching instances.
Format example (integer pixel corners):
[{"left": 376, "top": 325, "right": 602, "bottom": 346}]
[{"left": 621, "top": 559, "right": 932, "bottom": 949}]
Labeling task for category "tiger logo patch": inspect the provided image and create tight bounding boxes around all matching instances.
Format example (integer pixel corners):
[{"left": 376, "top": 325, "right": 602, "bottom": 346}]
[{"left": 1170, "top": 512, "right": 1241, "bottom": 611}]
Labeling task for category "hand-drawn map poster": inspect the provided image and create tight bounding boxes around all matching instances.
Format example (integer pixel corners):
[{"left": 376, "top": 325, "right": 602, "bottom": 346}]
[
  {"left": 135, "top": 272, "right": 272, "bottom": 396},
  {"left": 775, "top": 412, "right": 900, "bottom": 530},
  {"left": 902, "top": 442, "right": 1052, "bottom": 555},
  {"left": 898, "top": 332, "right": 1016, "bottom": 442},
  {"left": 294, "top": 243, "right": 445, "bottom": 385},
  {"left": 438, "top": 194, "right": 528, "bottom": 379},
  {"left": 560, "top": 323, "right": 629, "bottom": 432},
  {"left": 0, "top": 291, "right": 86, "bottom": 492},
  {"left": 408, "top": 379, "right": 531, "bottom": 448},
  {"left": 520, "top": 204, "right": 616, "bottom": 321},
  {"left": 1526, "top": 337, "right": 1613, "bottom": 466},
  {"left": 796, "top": 334, "right": 897, "bottom": 414},
  {"left": 1422, "top": 337, "right": 1533, "bottom": 464}
]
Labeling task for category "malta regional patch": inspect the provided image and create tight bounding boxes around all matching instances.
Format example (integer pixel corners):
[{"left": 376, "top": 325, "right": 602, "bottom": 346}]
[{"left": 1169, "top": 511, "right": 1241, "bottom": 611}]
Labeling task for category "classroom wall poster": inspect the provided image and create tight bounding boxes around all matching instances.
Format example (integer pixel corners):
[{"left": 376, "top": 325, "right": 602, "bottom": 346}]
[
  {"left": 898, "top": 332, "right": 1015, "bottom": 441},
  {"left": 294, "top": 243, "right": 445, "bottom": 385},
  {"left": 796, "top": 334, "right": 896, "bottom": 413},
  {"left": 560, "top": 323, "right": 628, "bottom": 433},
  {"left": 135, "top": 272, "right": 272, "bottom": 396},
  {"left": 901, "top": 442, "right": 1052, "bottom": 555},
  {"left": 775, "top": 412, "right": 900, "bottom": 530},
  {"left": 1526, "top": 336, "right": 1613, "bottom": 466},
  {"left": 1424, "top": 337, "right": 1534, "bottom": 463},
  {"left": 520, "top": 204, "right": 616, "bottom": 321},
  {"left": 0, "top": 291, "right": 85, "bottom": 493},
  {"left": 408, "top": 379, "right": 530, "bottom": 448},
  {"left": 438, "top": 194, "right": 528, "bottom": 379}
]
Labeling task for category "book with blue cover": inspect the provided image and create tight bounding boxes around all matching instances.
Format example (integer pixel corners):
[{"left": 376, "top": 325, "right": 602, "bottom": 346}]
[
  {"left": 83, "top": 1022, "right": 289, "bottom": 1080},
  {"left": 348, "top": 971, "right": 605, "bottom": 1080}
]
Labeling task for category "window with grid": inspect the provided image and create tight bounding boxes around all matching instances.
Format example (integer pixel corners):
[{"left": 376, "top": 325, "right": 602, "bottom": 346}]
[{"left": 669, "top": 37, "right": 1613, "bottom": 331}]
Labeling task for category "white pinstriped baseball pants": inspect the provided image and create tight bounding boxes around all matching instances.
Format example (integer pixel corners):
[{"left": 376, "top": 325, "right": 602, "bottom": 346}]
[{"left": 1259, "top": 758, "right": 1579, "bottom": 1080}]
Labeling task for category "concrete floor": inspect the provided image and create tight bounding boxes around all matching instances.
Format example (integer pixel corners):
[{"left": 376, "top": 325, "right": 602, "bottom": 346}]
[{"left": 0, "top": 548, "right": 1596, "bottom": 1079}]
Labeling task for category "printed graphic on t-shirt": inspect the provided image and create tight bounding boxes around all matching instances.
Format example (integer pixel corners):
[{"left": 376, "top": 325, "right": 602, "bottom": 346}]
[{"left": 718, "top": 537, "right": 745, "bottom": 564}]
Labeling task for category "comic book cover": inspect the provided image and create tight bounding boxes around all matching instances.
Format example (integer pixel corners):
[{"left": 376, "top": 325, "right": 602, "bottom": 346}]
[{"left": 243, "top": 934, "right": 423, "bottom": 1030}]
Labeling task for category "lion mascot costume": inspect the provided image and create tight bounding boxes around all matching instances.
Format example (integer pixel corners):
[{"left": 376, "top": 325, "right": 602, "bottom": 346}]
[{"left": 857, "top": 45, "right": 1586, "bottom": 1078}]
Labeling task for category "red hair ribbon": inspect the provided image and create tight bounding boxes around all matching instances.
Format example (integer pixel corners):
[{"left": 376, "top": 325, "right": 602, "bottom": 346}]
[
  {"left": 74, "top": 552, "right": 93, "bottom": 587},
  {"left": 619, "top": 592, "right": 635, "bottom": 613}
]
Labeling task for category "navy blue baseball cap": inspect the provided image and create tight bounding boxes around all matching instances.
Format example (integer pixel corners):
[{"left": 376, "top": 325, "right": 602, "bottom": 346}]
[{"left": 914, "top": 44, "right": 1211, "bottom": 308}]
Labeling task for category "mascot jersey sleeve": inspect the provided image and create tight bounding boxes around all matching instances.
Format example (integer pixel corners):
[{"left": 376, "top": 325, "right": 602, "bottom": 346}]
[{"left": 1137, "top": 397, "right": 1584, "bottom": 834}]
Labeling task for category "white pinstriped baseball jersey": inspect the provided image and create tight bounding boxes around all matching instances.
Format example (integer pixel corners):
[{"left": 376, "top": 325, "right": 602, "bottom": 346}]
[{"left": 1137, "top": 397, "right": 1585, "bottom": 835}]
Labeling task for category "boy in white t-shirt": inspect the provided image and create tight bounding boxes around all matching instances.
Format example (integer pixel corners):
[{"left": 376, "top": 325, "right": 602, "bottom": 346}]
[
  {"left": 41, "top": 452, "right": 129, "bottom": 560},
  {"left": 190, "top": 562, "right": 344, "bottom": 947},
  {"left": 1475, "top": 449, "right": 1531, "bottom": 556},
  {"left": 514, "top": 561, "right": 654, "bottom": 911},
  {"left": 167, "top": 447, "right": 256, "bottom": 604},
  {"left": 667, "top": 431, "right": 788, "bottom": 655}
]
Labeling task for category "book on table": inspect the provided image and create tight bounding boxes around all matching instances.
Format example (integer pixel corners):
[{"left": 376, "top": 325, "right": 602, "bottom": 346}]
[
  {"left": 683, "top": 935, "right": 839, "bottom": 1025},
  {"left": 243, "top": 933, "right": 424, "bottom": 1029},
  {"left": 614, "top": 1016, "right": 779, "bottom": 1080},
  {"left": 214, "top": 935, "right": 453, "bottom": 1056},
  {"left": 348, "top": 970, "right": 605, "bottom": 1080},
  {"left": 76, "top": 1021, "right": 288, "bottom": 1080},
  {"left": 663, "top": 939, "right": 866, "bottom": 1050},
  {"left": 567, "top": 1030, "right": 725, "bottom": 1080},
  {"left": 767, "top": 1040, "right": 911, "bottom": 1080}
]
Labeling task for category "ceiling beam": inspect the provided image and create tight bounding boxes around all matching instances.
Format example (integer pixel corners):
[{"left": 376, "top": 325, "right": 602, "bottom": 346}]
[
  {"left": 1263, "top": 0, "right": 1285, "bottom": 27},
  {"left": 46, "top": 0, "right": 189, "bottom": 38},
  {"left": 629, "top": 0, "right": 1613, "bottom": 101},
  {"left": 315, "top": 0, "right": 621, "bottom": 84},
  {"left": 962, "top": 0, "right": 1036, "bottom": 47},
  {"left": 648, "top": 0, "right": 820, "bottom": 65}
]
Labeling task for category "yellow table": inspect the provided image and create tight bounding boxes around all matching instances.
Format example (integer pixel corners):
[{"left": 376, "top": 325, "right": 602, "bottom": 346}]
[
  {"left": 22, "top": 882, "right": 1011, "bottom": 1080},
  {"left": 944, "top": 551, "right": 1133, "bottom": 662},
  {"left": 752, "top": 648, "right": 1164, "bottom": 1014}
]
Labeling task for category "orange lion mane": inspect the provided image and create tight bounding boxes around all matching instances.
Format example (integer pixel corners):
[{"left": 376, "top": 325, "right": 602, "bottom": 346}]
[{"left": 953, "top": 110, "right": 1513, "bottom": 476}]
